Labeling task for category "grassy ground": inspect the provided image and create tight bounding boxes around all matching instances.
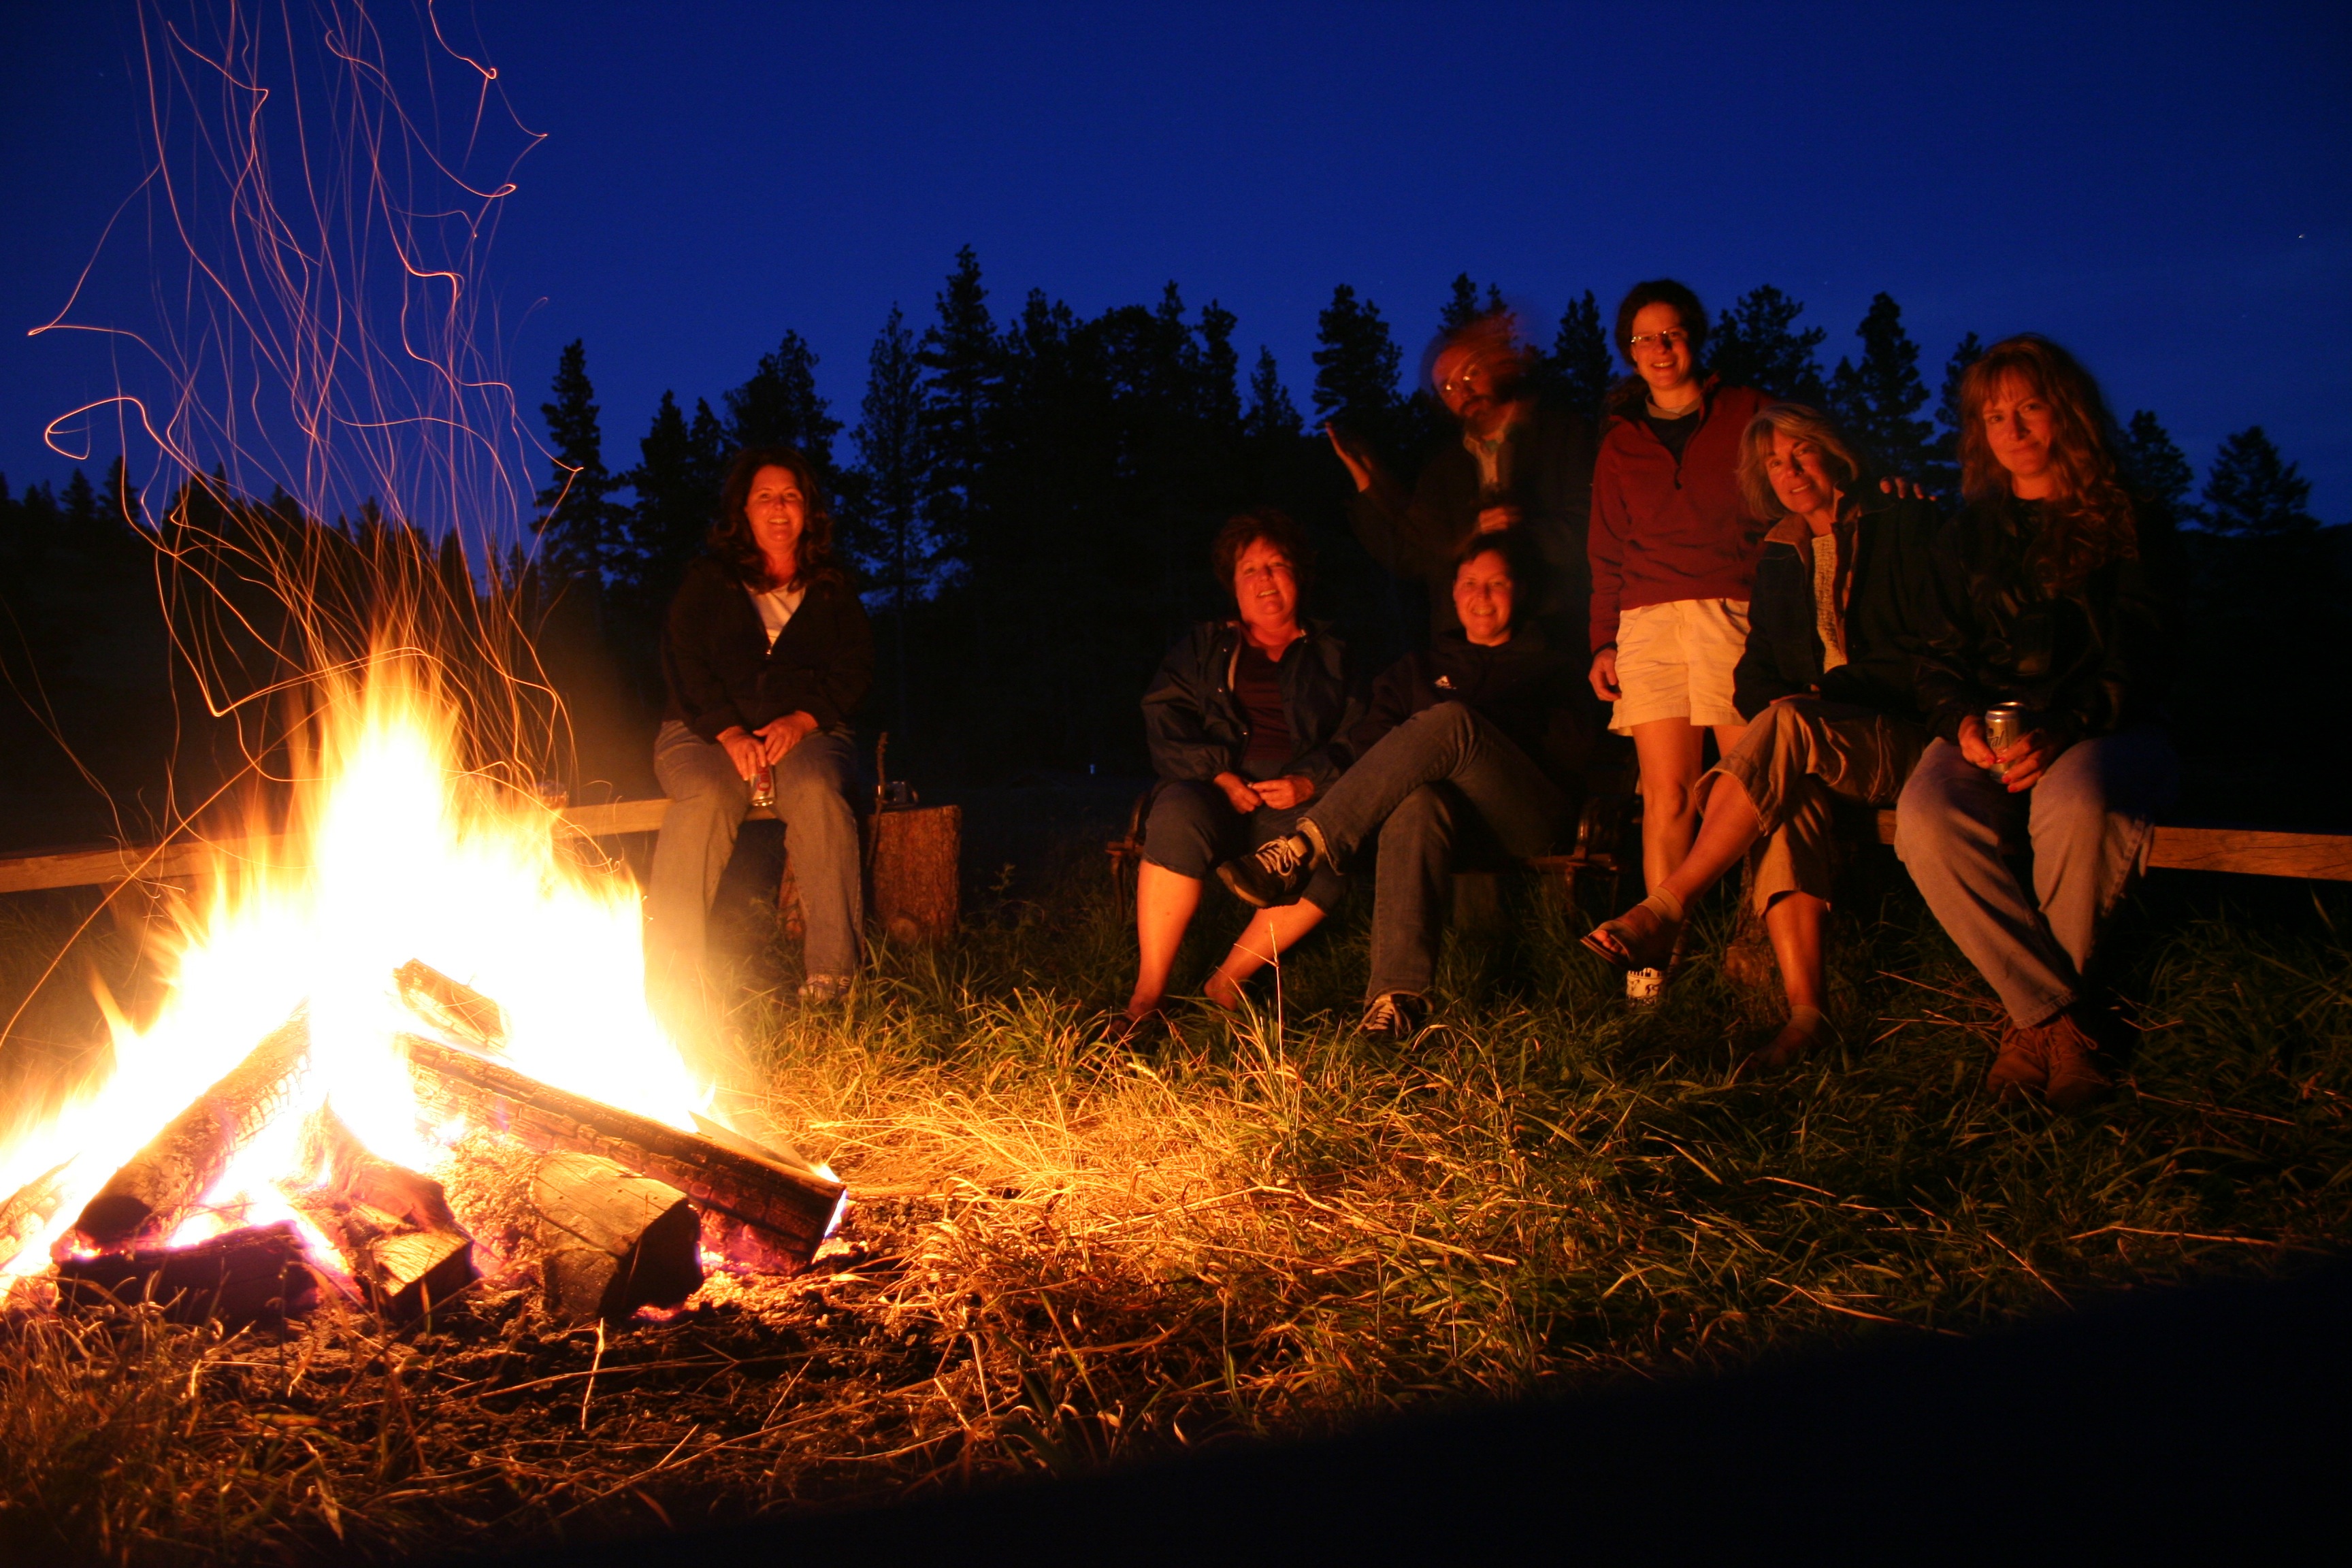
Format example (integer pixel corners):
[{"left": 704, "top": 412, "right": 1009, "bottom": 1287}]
[{"left": 2, "top": 783, "right": 2348, "bottom": 1564}]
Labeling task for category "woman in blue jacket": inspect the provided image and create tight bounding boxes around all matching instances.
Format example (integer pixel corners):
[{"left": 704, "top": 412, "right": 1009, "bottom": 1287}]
[{"left": 1112, "top": 509, "right": 1360, "bottom": 1041}]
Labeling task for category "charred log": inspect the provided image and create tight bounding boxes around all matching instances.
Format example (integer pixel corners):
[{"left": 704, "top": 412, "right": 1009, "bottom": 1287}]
[
  {"left": 395, "top": 1030, "right": 843, "bottom": 1269},
  {"left": 393, "top": 960, "right": 510, "bottom": 1051},
  {"left": 289, "top": 1104, "right": 478, "bottom": 1322},
  {"left": 532, "top": 1152, "right": 702, "bottom": 1323},
  {"left": 0, "top": 1160, "right": 75, "bottom": 1264},
  {"left": 56, "top": 1220, "right": 318, "bottom": 1325},
  {"left": 71, "top": 1009, "right": 311, "bottom": 1248}
]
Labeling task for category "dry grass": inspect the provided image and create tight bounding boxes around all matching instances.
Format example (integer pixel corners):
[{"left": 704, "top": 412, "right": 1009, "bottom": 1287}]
[{"left": 1, "top": 816, "right": 2349, "bottom": 1563}]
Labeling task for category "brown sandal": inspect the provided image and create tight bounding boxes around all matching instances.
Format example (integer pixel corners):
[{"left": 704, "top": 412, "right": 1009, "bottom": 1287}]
[{"left": 1582, "top": 892, "right": 1684, "bottom": 973}]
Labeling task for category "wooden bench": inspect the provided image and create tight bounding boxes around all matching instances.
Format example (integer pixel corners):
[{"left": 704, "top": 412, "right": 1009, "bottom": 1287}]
[{"left": 0, "top": 797, "right": 965, "bottom": 946}]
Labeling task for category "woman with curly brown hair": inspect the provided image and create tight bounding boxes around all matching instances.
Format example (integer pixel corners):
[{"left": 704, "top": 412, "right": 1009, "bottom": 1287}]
[
  {"left": 1893, "top": 336, "right": 2177, "bottom": 1111},
  {"left": 648, "top": 446, "right": 874, "bottom": 1013}
]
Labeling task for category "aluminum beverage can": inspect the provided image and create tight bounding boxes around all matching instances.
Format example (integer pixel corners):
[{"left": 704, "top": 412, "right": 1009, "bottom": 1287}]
[
  {"left": 1984, "top": 702, "right": 2027, "bottom": 779},
  {"left": 750, "top": 765, "right": 777, "bottom": 809}
]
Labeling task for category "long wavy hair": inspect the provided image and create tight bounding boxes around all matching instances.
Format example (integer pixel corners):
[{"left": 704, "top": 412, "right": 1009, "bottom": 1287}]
[
  {"left": 1734, "top": 403, "right": 1869, "bottom": 521},
  {"left": 1957, "top": 336, "right": 2138, "bottom": 591},
  {"left": 708, "top": 445, "right": 841, "bottom": 590}
]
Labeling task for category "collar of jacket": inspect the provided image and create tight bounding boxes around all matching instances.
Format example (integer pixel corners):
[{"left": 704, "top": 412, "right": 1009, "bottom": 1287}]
[
  {"left": 1604, "top": 371, "right": 1725, "bottom": 429},
  {"left": 1219, "top": 618, "right": 1335, "bottom": 687},
  {"left": 1761, "top": 483, "right": 1904, "bottom": 547}
]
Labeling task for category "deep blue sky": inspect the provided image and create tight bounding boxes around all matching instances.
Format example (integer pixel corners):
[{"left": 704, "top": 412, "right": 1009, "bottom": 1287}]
[{"left": 4, "top": 1, "right": 2348, "bottom": 519}]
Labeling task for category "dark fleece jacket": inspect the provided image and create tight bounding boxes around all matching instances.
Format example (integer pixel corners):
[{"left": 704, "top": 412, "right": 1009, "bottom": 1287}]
[
  {"left": 1733, "top": 491, "right": 1942, "bottom": 721},
  {"left": 1348, "top": 624, "right": 1599, "bottom": 793},
  {"left": 660, "top": 556, "right": 875, "bottom": 740},
  {"left": 1904, "top": 493, "right": 2176, "bottom": 749},
  {"left": 1348, "top": 397, "right": 1597, "bottom": 636}
]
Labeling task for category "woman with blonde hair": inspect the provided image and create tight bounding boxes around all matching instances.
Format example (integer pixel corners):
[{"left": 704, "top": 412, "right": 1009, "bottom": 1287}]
[
  {"left": 1584, "top": 403, "right": 1938, "bottom": 1071},
  {"left": 1893, "top": 336, "right": 2176, "bottom": 1111}
]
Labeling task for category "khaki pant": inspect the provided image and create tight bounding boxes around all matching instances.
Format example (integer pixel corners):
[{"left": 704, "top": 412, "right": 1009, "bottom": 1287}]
[{"left": 1697, "top": 698, "right": 1925, "bottom": 912}]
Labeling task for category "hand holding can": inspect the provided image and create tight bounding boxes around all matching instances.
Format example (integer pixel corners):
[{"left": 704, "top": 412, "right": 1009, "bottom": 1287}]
[{"left": 1984, "top": 702, "right": 2027, "bottom": 781}]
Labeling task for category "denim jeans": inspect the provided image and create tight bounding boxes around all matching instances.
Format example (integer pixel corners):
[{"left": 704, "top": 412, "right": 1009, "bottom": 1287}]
[
  {"left": 647, "top": 721, "right": 863, "bottom": 993},
  {"left": 1304, "top": 701, "right": 1570, "bottom": 1000},
  {"left": 1894, "top": 728, "right": 2177, "bottom": 1028}
]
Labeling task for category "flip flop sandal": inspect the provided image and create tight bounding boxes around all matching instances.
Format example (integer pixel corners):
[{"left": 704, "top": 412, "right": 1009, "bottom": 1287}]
[{"left": 1581, "top": 902, "right": 1680, "bottom": 973}]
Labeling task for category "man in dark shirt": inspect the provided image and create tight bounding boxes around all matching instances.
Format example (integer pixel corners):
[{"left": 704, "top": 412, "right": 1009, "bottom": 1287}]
[{"left": 1328, "top": 310, "right": 1598, "bottom": 640}]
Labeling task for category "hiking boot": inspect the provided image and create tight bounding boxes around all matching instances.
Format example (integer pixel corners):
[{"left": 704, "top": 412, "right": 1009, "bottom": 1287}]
[
  {"left": 1357, "top": 992, "right": 1429, "bottom": 1041},
  {"left": 1986, "top": 1019, "right": 2048, "bottom": 1102},
  {"left": 2039, "top": 1010, "right": 2116, "bottom": 1113},
  {"left": 1218, "top": 832, "right": 1317, "bottom": 909}
]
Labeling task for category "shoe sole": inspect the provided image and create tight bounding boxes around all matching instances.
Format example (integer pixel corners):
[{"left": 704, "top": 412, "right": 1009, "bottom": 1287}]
[{"left": 1215, "top": 861, "right": 1275, "bottom": 909}]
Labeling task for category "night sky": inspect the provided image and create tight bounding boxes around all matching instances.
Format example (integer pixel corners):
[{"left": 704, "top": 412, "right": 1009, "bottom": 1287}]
[{"left": 3, "top": 1, "right": 2347, "bottom": 519}]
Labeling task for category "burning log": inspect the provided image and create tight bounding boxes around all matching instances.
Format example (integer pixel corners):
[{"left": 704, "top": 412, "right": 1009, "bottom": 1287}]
[
  {"left": 71, "top": 1008, "right": 312, "bottom": 1249},
  {"left": 393, "top": 959, "right": 510, "bottom": 1051},
  {"left": 1, "top": 1160, "right": 76, "bottom": 1263},
  {"left": 532, "top": 1152, "right": 702, "bottom": 1323},
  {"left": 395, "top": 1030, "right": 845, "bottom": 1269},
  {"left": 56, "top": 1220, "right": 318, "bottom": 1325},
  {"left": 289, "top": 1105, "right": 478, "bottom": 1322}
]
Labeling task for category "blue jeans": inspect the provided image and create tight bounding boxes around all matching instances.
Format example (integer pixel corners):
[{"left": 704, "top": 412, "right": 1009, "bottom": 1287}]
[
  {"left": 648, "top": 721, "right": 863, "bottom": 989},
  {"left": 1303, "top": 702, "right": 1571, "bottom": 1000},
  {"left": 1894, "top": 728, "right": 2177, "bottom": 1028}
]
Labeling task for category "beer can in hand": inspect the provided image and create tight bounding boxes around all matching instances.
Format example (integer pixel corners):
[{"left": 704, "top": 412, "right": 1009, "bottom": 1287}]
[
  {"left": 1984, "top": 702, "right": 2027, "bottom": 779},
  {"left": 750, "top": 764, "right": 777, "bottom": 809}
]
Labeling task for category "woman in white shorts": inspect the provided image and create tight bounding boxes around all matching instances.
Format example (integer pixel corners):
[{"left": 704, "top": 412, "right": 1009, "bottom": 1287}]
[{"left": 1587, "top": 279, "right": 1769, "bottom": 911}]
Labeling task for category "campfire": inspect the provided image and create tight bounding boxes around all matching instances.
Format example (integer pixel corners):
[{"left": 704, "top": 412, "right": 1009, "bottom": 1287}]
[{"left": 0, "top": 670, "right": 846, "bottom": 1329}]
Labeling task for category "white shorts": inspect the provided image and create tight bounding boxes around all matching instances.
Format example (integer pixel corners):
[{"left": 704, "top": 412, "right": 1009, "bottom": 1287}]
[{"left": 1610, "top": 597, "right": 1750, "bottom": 734}]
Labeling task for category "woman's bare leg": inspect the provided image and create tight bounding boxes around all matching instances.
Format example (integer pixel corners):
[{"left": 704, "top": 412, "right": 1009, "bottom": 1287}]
[
  {"left": 1204, "top": 899, "right": 1327, "bottom": 1008},
  {"left": 1128, "top": 861, "right": 1202, "bottom": 1019},
  {"left": 1631, "top": 717, "right": 1710, "bottom": 893}
]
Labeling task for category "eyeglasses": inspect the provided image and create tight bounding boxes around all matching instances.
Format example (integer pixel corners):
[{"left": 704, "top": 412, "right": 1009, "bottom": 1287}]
[
  {"left": 1437, "top": 357, "right": 1492, "bottom": 397},
  {"left": 1628, "top": 328, "right": 1690, "bottom": 353}
]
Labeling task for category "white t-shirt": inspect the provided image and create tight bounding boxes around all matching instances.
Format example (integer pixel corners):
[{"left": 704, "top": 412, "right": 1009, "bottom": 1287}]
[{"left": 747, "top": 582, "right": 807, "bottom": 649}]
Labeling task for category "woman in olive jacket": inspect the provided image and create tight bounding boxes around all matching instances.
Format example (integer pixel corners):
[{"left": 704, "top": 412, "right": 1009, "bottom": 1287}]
[
  {"left": 1112, "top": 508, "right": 1362, "bottom": 1040},
  {"left": 648, "top": 446, "right": 874, "bottom": 1013}
]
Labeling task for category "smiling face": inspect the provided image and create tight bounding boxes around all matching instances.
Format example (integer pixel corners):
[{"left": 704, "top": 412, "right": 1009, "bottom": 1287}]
[
  {"left": 1980, "top": 373, "right": 2059, "bottom": 497},
  {"left": 745, "top": 465, "right": 808, "bottom": 578},
  {"left": 1627, "top": 301, "right": 1697, "bottom": 402},
  {"left": 1232, "top": 536, "right": 1301, "bottom": 636},
  {"left": 1763, "top": 427, "right": 1842, "bottom": 523},
  {"left": 1452, "top": 547, "right": 1516, "bottom": 647}
]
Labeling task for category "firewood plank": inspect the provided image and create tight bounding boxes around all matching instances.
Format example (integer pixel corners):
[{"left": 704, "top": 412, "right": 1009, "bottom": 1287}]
[{"left": 532, "top": 1151, "right": 702, "bottom": 1322}]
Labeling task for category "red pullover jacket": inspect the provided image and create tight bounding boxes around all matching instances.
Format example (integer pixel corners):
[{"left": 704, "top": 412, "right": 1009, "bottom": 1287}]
[{"left": 1586, "top": 378, "right": 1769, "bottom": 653}]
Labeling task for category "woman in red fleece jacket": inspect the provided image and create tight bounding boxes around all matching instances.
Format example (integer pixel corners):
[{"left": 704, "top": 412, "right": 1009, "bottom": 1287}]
[{"left": 1586, "top": 280, "right": 1769, "bottom": 945}]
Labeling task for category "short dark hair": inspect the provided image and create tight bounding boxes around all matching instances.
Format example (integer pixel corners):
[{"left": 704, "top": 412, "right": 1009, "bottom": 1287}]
[
  {"left": 1613, "top": 278, "right": 1709, "bottom": 365},
  {"left": 1209, "top": 508, "right": 1314, "bottom": 604},
  {"left": 1450, "top": 527, "right": 1546, "bottom": 627},
  {"left": 709, "top": 446, "right": 840, "bottom": 589}
]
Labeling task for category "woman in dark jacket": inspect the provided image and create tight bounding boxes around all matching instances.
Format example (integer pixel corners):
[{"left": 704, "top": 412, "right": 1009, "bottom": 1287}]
[
  {"left": 1893, "top": 336, "right": 2176, "bottom": 1112},
  {"left": 1113, "top": 509, "right": 1360, "bottom": 1039},
  {"left": 1584, "top": 404, "right": 1936, "bottom": 1071},
  {"left": 648, "top": 446, "right": 874, "bottom": 1011},
  {"left": 1220, "top": 529, "right": 1595, "bottom": 1040}
]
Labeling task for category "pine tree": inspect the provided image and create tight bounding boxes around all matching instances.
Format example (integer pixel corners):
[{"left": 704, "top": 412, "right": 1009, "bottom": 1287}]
[
  {"left": 1927, "top": 331, "right": 1984, "bottom": 491},
  {"left": 60, "top": 469, "right": 98, "bottom": 529},
  {"left": 849, "top": 304, "right": 930, "bottom": 740},
  {"left": 625, "top": 390, "right": 719, "bottom": 590},
  {"left": 1544, "top": 290, "right": 1613, "bottom": 417},
  {"left": 1311, "top": 284, "right": 1403, "bottom": 434},
  {"left": 1437, "top": 274, "right": 1507, "bottom": 332},
  {"left": 1827, "top": 293, "right": 1933, "bottom": 478},
  {"left": 1708, "top": 285, "right": 1827, "bottom": 404},
  {"left": 2203, "top": 427, "right": 2317, "bottom": 535},
  {"left": 915, "top": 245, "right": 999, "bottom": 581},
  {"left": 724, "top": 329, "right": 842, "bottom": 485},
  {"left": 2123, "top": 410, "right": 2198, "bottom": 523},
  {"left": 535, "top": 339, "right": 621, "bottom": 585},
  {"left": 1243, "top": 347, "right": 1301, "bottom": 444},
  {"left": 103, "top": 456, "right": 144, "bottom": 529},
  {"left": 1195, "top": 300, "right": 1241, "bottom": 433}
]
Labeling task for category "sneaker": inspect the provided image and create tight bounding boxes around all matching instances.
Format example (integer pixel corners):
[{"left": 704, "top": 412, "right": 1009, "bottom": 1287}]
[
  {"left": 2039, "top": 1010, "right": 2115, "bottom": 1113},
  {"left": 1357, "top": 992, "right": 1429, "bottom": 1041},
  {"left": 798, "top": 974, "right": 852, "bottom": 1007},
  {"left": 1218, "top": 832, "right": 1316, "bottom": 909}
]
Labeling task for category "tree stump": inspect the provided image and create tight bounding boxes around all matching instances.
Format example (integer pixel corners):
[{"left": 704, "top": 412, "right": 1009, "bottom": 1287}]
[{"left": 868, "top": 804, "right": 960, "bottom": 945}]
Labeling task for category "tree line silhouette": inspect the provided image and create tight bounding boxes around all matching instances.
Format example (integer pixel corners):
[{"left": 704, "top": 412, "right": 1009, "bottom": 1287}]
[{"left": 2, "top": 250, "right": 2346, "bottom": 847}]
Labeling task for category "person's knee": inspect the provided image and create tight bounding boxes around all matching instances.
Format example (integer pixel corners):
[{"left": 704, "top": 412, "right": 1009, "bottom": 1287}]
[
  {"left": 1642, "top": 770, "right": 1697, "bottom": 820},
  {"left": 1381, "top": 786, "right": 1452, "bottom": 845},
  {"left": 1143, "top": 783, "right": 1222, "bottom": 876}
]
